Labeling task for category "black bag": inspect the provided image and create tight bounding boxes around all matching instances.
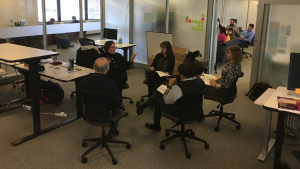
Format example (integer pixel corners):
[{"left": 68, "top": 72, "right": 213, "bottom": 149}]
[
  {"left": 60, "top": 39, "right": 71, "bottom": 49},
  {"left": 246, "top": 82, "right": 272, "bottom": 101},
  {"left": 40, "top": 79, "right": 64, "bottom": 103}
]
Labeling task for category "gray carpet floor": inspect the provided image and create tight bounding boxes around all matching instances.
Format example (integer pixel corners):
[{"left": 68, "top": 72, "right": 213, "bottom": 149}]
[{"left": 0, "top": 38, "right": 299, "bottom": 169}]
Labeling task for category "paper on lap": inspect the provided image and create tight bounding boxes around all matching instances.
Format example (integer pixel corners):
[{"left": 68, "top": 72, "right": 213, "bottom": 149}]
[
  {"left": 200, "top": 74, "right": 216, "bottom": 85},
  {"left": 156, "top": 71, "right": 170, "bottom": 77},
  {"left": 157, "top": 85, "right": 168, "bottom": 94}
]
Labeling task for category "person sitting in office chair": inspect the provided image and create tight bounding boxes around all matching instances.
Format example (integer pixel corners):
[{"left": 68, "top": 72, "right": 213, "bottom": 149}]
[
  {"left": 136, "top": 63, "right": 206, "bottom": 131},
  {"left": 80, "top": 58, "right": 122, "bottom": 137},
  {"left": 146, "top": 41, "right": 175, "bottom": 96},
  {"left": 205, "top": 46, "right": 243, "bottom": 99},
  {"left": 101, "top": 41, "right": 137, "bottom": 95},
  {"left": 239, "top": 24, "right": 255, "bottom": 47},
  {"left": 71, "top": 16, "right": 79, "bottom": 23},
  {"left": 218, "top": 26, "right": 227, "bottom": 43},
  {"left": 225, "top": 28, "right": 234, "bottom": 41}
]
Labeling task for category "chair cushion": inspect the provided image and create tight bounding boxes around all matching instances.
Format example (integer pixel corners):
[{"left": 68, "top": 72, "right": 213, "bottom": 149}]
[
  {"left": 84, "top": 110, "right": 127, "bottom": 127},
  {"left": 204, "top": 95, "right": 236, "bottom": 105},
  {"left": 122, "top": 83, "right": 129, "bottom": 89},
  {"left": 161, "top": 111, "right": 199, "bottom": 125},
  {"left": 111, "top": 110, "right": 127, "bottom": 123}
]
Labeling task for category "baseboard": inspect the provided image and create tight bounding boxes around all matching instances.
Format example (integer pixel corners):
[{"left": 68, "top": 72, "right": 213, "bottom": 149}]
[
  {"left": 0, "top": 73, "right": 24, "bottom": 86},
  {"left": 133, "top": 62, "right": 147, "bottom": 69}
]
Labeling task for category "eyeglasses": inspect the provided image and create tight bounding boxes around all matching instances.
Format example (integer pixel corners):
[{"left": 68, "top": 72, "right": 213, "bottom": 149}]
[
  {"left": 110, "top": 46, "right": 116, "bottom": 49},
  {"left": 226, "top": 52, "right": 232, "bottom": 55}
]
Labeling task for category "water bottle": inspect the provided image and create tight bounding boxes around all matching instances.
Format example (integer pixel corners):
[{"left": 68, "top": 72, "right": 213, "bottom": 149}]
[
  {"left": 118, "top": 36, "right": 122, "bottom": 44},
  {"left": 67, "top": 60, "right": 71, "bottom": 73}
]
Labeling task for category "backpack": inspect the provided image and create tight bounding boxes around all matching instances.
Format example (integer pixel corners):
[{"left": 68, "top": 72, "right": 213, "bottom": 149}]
[
  {"left": 40, "top": 79, "right": 64, "bottom": 104},
  {"left": 245, "top": 82, "right": 272, "bottom": 101}
]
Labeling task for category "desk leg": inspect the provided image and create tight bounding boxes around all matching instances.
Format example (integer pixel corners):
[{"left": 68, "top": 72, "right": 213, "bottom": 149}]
[
  {"left": 11, "top": 60, "right": 60, "bottom": 146},
  {"left": 273, "top": 113, "right": 286, "bottom": 169},
  {"left": 61, "top": 79, "right": 82, "bottom": 125},
  {"left": 123, "top": 48, "right": 129, "bottom": 61},
  {"left": 258, "top": 110, "right": 275, "bottom": 161}
]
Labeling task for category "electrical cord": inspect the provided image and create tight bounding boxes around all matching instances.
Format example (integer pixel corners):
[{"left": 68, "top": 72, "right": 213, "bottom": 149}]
[{"left": 14, "top": 68, "right": 21, "bottom": 99}]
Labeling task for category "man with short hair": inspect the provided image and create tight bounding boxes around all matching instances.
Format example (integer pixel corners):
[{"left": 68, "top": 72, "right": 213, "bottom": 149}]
[
  {"left": 80, "top": 58, "right": 122, "bottom": 137},
  {"left": 226, "top": 19, "right": 240, "bottom": 38},
  {"left": 47, "top": 18, "right": 55, "bottom": 25},
  {"left": 239, "top": 23, "right": 255, "bottom": 47},
  {"left": 136, "top": 63, "right": 206, "bottom": 131},
  {"left": 71, "top": 16, "right": 79, "bottom": 23}
]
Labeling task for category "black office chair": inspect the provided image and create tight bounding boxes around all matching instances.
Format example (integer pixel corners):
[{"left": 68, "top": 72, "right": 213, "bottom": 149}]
[
  {"left": 159, "top": 91, "right": 209, "bottom": 159},
  {"left": 240, "top": 42, "right": 252, "bottom": 58},
  {"left": 122, "top": 83, "right": 133, "bottom": 104},
  {"left": 80, "top": 89, "right": 131, "bottom": 165},
  {"left": 201, "top": 72, "right": 244, "bottom": 131},
  {"left": 0, "top": 38, "right": 7, "bottom": 44}
]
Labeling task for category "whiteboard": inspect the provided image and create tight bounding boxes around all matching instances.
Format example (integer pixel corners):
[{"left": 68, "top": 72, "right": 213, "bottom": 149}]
[{"left": 146, "top": 31, "right": 173, "bottom": 57}]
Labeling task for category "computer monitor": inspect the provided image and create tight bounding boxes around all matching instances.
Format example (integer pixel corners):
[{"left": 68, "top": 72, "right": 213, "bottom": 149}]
[
  {"left": 103, "top": 28, "right": 118, "bottom": 40},
  {"left": 287, "top": 53, "right": 300, "bottom": 90}
]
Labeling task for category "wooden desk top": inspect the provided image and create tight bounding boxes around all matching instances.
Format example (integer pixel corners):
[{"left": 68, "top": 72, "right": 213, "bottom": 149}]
[{"left": 0, "top": 43, "right": 59, "bottom": 62}]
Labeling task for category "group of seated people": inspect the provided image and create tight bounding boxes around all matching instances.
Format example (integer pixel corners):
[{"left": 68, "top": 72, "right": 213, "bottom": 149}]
[
  {"left": 80, "top": 40, "right": 243, "bottom": 137},
  {"left": 218, "top": 18, "right": 255, "bottom": 46}
]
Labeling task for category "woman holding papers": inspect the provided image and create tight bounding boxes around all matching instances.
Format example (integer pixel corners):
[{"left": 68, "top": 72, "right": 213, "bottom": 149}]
[
  {"left": 146, "top": 41, "right": 175, "bottom": 96},
  {"left": 205, "top": 46, "right": 243, "bottom": 98},
  {"left": 102, "top": 41, "right": 137, "bottom": 95}
]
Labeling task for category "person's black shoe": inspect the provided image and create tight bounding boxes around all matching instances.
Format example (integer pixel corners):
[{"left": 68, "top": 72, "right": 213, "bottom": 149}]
[
  {"left": 106, "top": 128, "right": 119, "bottom": 138},
  {"left": 145, "top": 122, "right": 161, "bottom": 131},
  {"left": 136, "top": 101, "right": 146, "bottom": 115}
]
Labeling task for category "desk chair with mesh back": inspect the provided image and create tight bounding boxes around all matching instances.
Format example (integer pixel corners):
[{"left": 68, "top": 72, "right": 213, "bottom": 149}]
[
  {"left": 71, "top": 38, "right": 104, "bottom": 97},
  {"left": 240, "top": 42, "right": 252, "bottom": 58},
  {"left": 80, "top": 89, "right": 131, "bottom": 165},
  {"left": 159, "top": 91, "right": 209, "bottom": 159},
  {"left": 202, "top": 72, "right": 244, "bottom": 131}
]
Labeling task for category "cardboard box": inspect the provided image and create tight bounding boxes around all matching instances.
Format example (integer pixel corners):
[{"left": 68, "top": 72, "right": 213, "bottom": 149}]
[
  {"left": 174, "top": 47, "right": 187, "bottom": 62},
  {"left": 172, "top": 46, "right": 179, "bottom": 53},
  {"left": 147, "top": 55, "right": 155, "bottom": 68},
  {"left": 173, "top": 61, "right": 183, "bottom": 75}
]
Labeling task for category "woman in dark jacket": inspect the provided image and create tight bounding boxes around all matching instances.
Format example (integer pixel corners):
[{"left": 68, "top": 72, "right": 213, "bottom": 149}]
[
  {"left": 101, "top": 41, "right": 137, "bottom": 94},
  {"left": 146, "top": 41, "right": 175, "bottom": 96}
]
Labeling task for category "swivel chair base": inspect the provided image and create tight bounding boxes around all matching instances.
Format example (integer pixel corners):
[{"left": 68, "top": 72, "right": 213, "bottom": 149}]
[
  {"left": 241, "top": 47, "right": 252, "bottom": 58},
  {"left": 140, "top": 94, "right": 149, "bottom": 102},
  {"left": 203, "top": 106, "right": 241, "bottom": 131},
  {"left": 81, "top": 127, "right": 131, "bottom": 165},
  {"left": 122, "top": 96, "right": 133, "bottom": 104},
  {"left": 70, "top": 91, "right": 76, "bottom": 97},
  {"left": 160, "top": 124, "right": 209, "bottom": 159}
]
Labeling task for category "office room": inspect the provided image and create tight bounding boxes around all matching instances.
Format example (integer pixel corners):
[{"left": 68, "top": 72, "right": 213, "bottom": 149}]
[{"left": 0, "top": 0, "right": 300, "bottom": 168}]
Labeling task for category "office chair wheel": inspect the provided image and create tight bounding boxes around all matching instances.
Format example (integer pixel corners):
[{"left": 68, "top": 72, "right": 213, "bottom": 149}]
[
  {"left": 165, "top": 131, "right": 170, "bottom": 136},
  {"left": 231, "top": 115, "right": 235, "bottom": 119},
  {"left": 209, "top": 112, "right": 212, "bottom": 115},
  {"left": 190, "top": 131, "right": 195, "bottom": 136},
  {"left": 160, "top": 144, "right": 165, "bottom": 150},
  {"left": 112, "top": 159, "right": 118, "bottom": 165},
  {"left": 82, "top": 142, "right": 87, "bottom": 147},
  {"left": 186, "top": 153, "right": 191, "bottom": 159},
  {"left": 125, "top": 112, "right": 129, "bottom": 116},
  {"left": 126, "top": 144, "right": 131, "bottom": 149},
  {"left": 70, "top": 93, "right": 74, "bottom": 97},
  {"left": 205, "top": 143, "right": 209, "bottom": 149},
  {"left": 82, "top": 157, "right": 87, "bottom": 163},
  {"left": 130, "top": 100, "right": 134, "bottom": 104},
  {"left": 141, "top": 98, "right": 144, "bottom": 102},
  {"left": 236, "top": 125, "right": 241, "bottom": 130},
  {"left": 214, "top": 127, "right": 219, "bottom": 132}
]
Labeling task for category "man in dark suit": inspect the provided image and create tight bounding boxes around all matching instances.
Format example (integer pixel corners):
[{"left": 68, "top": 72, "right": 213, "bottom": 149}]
[
  {"left": 80, "top": 58, "right": 122, "bottom": 137},
  {"left": 136, "top": 63, "right": 206, "bottom": 131}
]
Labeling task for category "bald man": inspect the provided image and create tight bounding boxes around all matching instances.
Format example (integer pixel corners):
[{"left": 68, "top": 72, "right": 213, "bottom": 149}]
[{"left": 80, "top": 58, "right": 122, "bottom": 137}]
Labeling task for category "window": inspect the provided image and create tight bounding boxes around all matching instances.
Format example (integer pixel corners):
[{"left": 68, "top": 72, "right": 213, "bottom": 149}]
[
  {"left": 37, "top": 0, "right": 100, "bottom": 22},
  {"left": 37, "top": 0, "right": 58, "bottom": 22},
  {"left": 88, "top": 0, "right": 101, "bottom": 20}
]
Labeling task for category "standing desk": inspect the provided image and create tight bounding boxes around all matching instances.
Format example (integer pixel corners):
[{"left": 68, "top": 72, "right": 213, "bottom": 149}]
[
  {"left": 0, "top": 43, "right": 59, "bottom": 146},
  {"left": 15, "top": 63, "right": 95, "bottom": 126},
  {"left": 94, "top": 40, "right": 136, "bottom": 61},
  {"left": 260, "top": 86, "right": 300, "bottom": 169}
]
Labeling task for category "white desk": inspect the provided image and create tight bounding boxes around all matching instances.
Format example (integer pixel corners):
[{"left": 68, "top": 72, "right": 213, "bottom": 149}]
[
  {"left": 15, "top": 63, "right": 94, "bottom": 82},
  {"left": 259, "top": 86, "right": 300, "bottom": 169},
  {"left": 254, "top": 88, "right": 276, "bottom": 161},
  {"left": 95, "top": 40, "right": 136, "bottom": 61},
  {"left": 0, "top": 43, "right": 59, "bottom": 146}
]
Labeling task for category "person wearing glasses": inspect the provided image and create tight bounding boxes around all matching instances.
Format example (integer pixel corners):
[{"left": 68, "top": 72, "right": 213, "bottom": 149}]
[
  {"left": 205, "top": 46, "right": 243, "bottom": 98},
  {"left": 101, "top": 41, "right": 137, "bottom": 95}
]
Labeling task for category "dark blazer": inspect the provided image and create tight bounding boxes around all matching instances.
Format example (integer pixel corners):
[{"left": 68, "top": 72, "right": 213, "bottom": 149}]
[
  {"left": 151, "top": 53, "right": 175, "bottom": 75},
  {"left": 79, "top": 73, "right": 122, "bottom": 107},
  {"left": 101, "top": 52, "right": 132, "bottom": 79}
]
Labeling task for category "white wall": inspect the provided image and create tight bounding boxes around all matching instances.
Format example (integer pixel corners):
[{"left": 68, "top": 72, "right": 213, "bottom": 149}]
[
  {"left": 169, "top": 0, "right": 208, "bottom": 55},
  {"left": 0, "top": 0, "right": 39, "bottom": 28},
  {"left": 133, "top": 0, "right": 165, "bottom": 64},
  {"left": 224, "top": 0, "right": 258, "bottom": 32}
]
